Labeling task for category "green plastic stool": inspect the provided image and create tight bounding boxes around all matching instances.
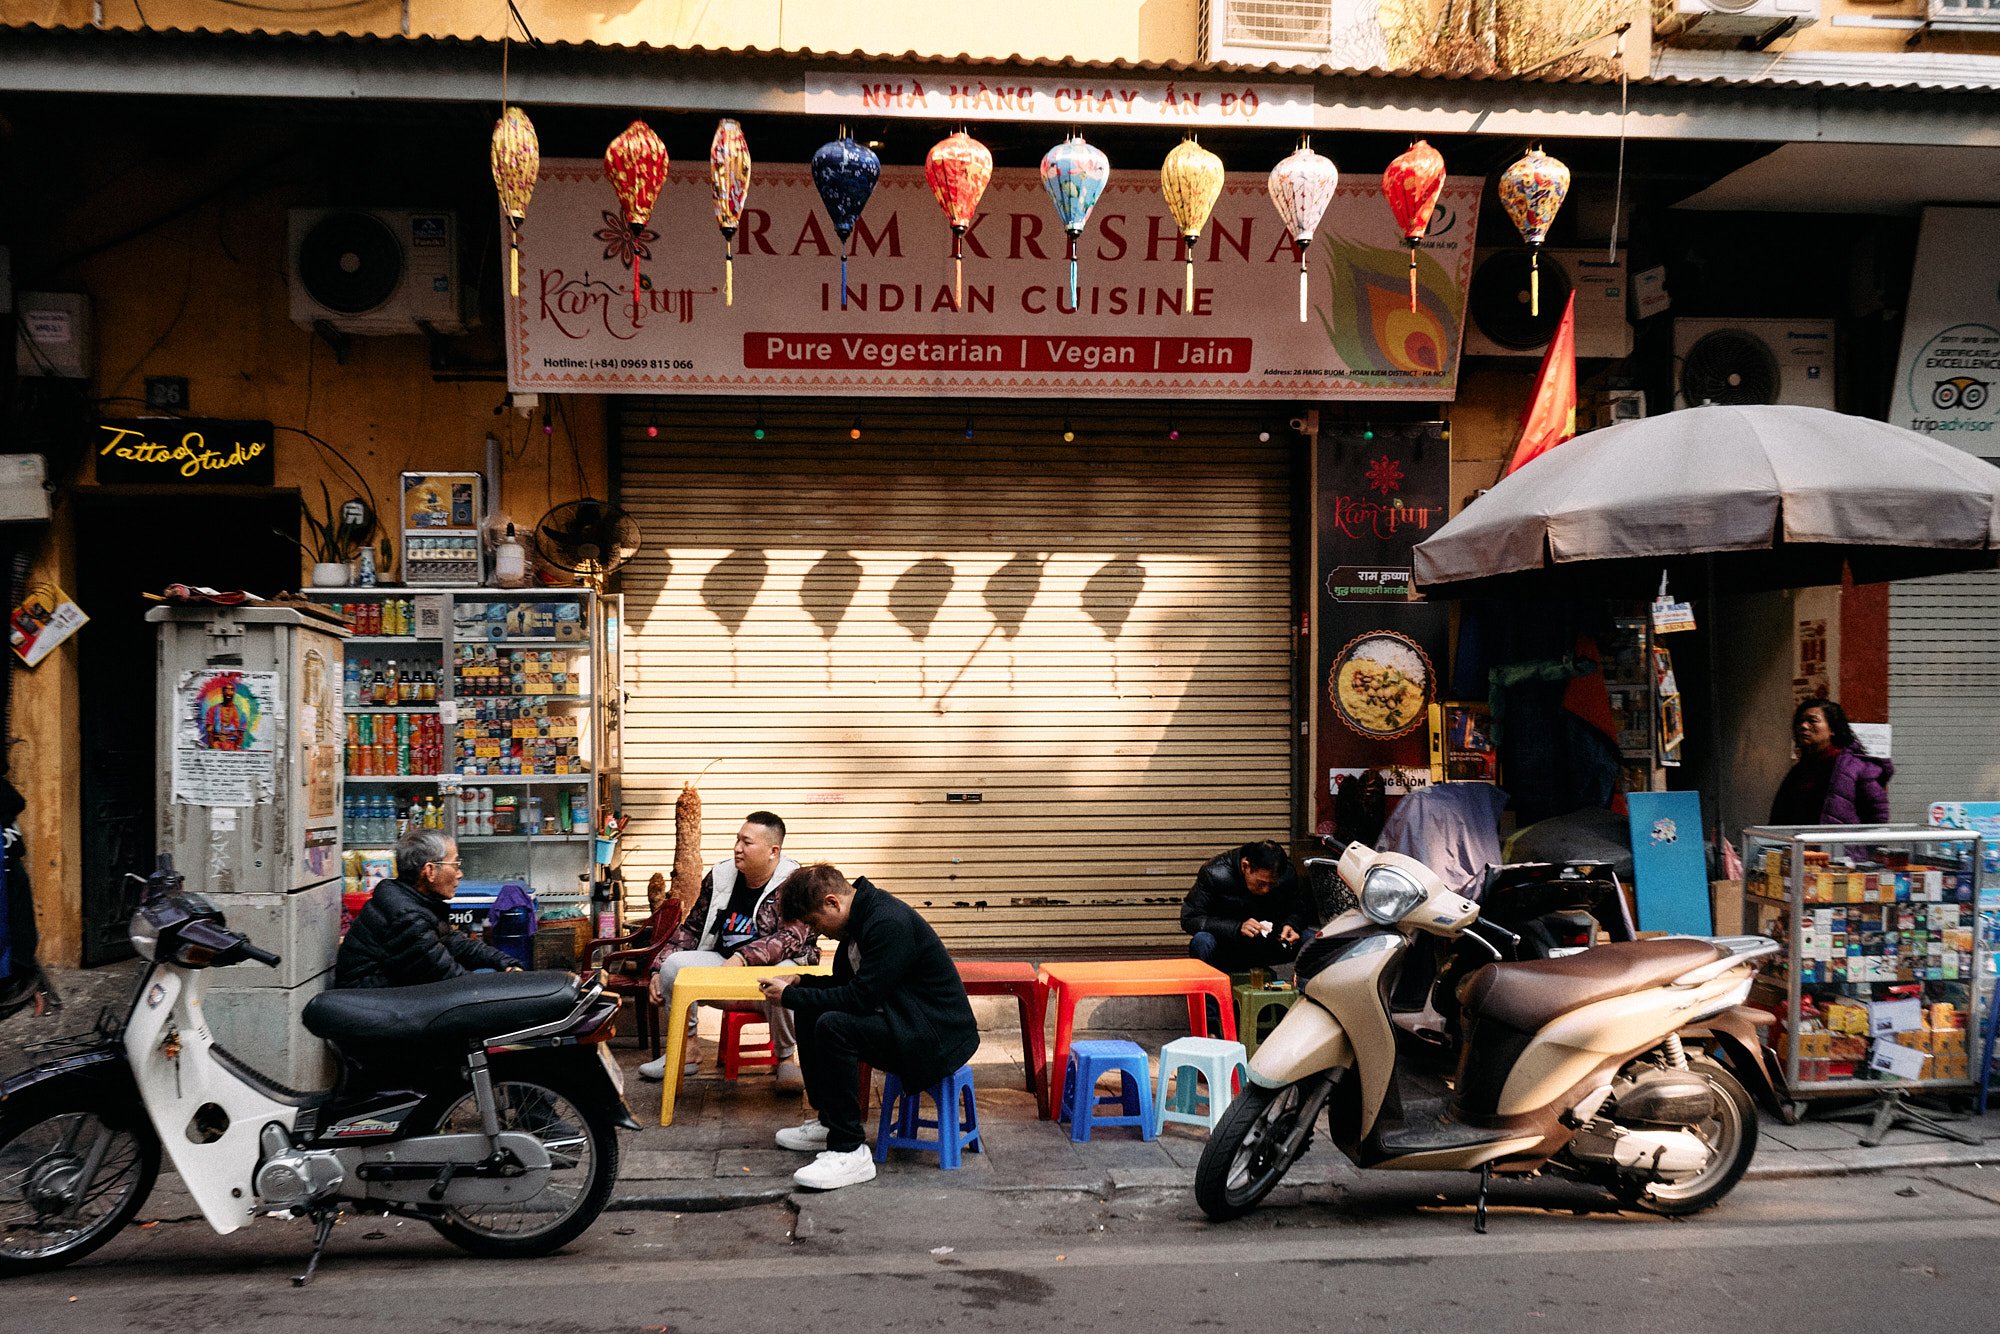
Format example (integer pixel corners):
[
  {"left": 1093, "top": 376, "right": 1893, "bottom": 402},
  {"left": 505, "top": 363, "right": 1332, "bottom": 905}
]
[
  {"left": 1234, "top": 982, "right": 1300, "bottom": 1057},
  {"left": 1154, "top": 1036, "right": 1248, "bottom": 1134}
]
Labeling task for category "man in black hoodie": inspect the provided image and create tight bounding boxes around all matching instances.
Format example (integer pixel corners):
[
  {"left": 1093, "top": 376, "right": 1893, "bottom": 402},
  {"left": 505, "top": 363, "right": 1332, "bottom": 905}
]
[{"left": 759, "top": 864, "right": 979, "bottom": 1191}]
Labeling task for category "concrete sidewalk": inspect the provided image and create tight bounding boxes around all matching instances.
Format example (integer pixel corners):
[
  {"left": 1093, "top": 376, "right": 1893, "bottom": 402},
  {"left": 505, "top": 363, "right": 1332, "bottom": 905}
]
[{"left": 607, "top": 1021, "right": 2000, "bottom": 1212}]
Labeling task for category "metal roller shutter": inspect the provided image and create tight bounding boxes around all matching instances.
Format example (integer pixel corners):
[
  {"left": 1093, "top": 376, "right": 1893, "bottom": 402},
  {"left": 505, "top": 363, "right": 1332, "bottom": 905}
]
[
  {"left": 613, "top": 397, "right": 1297, "bottom": 955},
  {"left": 1888, "top": 570, "right": 2000, "bottom": 817}
]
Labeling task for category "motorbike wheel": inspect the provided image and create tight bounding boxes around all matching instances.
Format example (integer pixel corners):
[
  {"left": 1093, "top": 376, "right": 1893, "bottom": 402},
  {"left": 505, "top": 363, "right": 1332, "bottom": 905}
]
[
  {"left": 0, "top": 1099, "right": 159, "bottom": 1276},
  {"left": 1194, "top": 1079, "right": 1315, "bottom": 1222},
  {"left": 423, "top": 1079, "right": 618, "bottom": 1258},
  {"left": 1610, "top": 1057, "right": 1757, "bottom": 1217}
]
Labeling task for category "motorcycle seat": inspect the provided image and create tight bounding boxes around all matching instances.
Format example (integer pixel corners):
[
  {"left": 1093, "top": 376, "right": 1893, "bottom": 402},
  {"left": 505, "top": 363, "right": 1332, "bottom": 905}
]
[
  {"left": 1458, "top": 938, "right": 1727, "bottom": 1033},
  {"left": 303, "top": 972, "right": 579, "bottom": 1045}
]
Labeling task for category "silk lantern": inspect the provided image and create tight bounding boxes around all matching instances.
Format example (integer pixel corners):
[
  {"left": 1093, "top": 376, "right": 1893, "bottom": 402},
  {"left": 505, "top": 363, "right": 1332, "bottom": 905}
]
[
  {"left": 1161, "top": 137, "right": 1225, "bottom": 315},
  {"left": 1382, "top": 139, "right": 1447, "bottom": 312},
  {"left": 710, "top": 119, "right": 753, "bottom": 307},
  {"left": 810, "top": 132, "right": 881, "bottom": 311},
  {"left": 491, "top": 106, "right": 539, "bottom": 300},
  {"left": 1498, "top": 145, "right": 1572, "bottom": 317},
  {"left": 1040, "top": 134, "right": 1111, "bottom": 310},
  {"left": 923, "top": 130, "right": 993, "bottom": 311},
  {"left": 1266, "top": 138, "right": 1339, "bottom": 324},
  {"left": 604, "top": 120, "right": 669, "bottom": 319}
]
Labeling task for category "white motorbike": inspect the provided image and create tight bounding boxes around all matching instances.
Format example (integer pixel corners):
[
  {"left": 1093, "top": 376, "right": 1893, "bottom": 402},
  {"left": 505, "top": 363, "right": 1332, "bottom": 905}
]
[
  {"left": 0, "top": 859, "right": 635, "bottom": 1282},
  {"left": 1196, "top": 841, "right": 1779, "bottom": 1227}
]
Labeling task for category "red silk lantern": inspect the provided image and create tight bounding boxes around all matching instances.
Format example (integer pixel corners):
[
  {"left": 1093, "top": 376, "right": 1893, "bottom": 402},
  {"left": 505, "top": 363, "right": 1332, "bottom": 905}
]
[
  {"left": 604, "top": 120, "right": 669, "bottom": 319},
  {"left": 1382, "top": 140, "right": 1446, "bottom": 312},
  {"left": 923, "top": 130, "right": 993, "bottom": 311}
]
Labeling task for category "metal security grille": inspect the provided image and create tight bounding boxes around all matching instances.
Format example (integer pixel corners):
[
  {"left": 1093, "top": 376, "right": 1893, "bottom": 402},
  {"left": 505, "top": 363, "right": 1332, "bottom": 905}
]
[
  {"left": 1206, "top": 0, "right": 1334, "bottom": 47},
  {"left": 1888, "top": 570, "right": 2000, "bottom": 817},
  {"left": 612, "top": 397, "right": 1297, "bottom": 955}
]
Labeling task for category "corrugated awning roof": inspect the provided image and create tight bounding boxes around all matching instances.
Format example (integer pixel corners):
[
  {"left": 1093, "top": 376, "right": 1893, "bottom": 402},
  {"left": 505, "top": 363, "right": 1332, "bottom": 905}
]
[
  {"left": 3, "top": 23, "right": 1997, "bottom": 145},
  {"left": 0, "top": 21, "right": 1997, "bottom": 92}
]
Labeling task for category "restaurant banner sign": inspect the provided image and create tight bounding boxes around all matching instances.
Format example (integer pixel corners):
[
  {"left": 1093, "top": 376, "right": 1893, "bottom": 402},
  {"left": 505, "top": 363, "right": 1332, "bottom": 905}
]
[
  {"left": 1314, "top": 422, "right": 1450, "bottom": 827},
  {"left": 804, "top": 71, "right": 1314, "bottom": 129},
  {"left": 506, "top": 160, "right": 1478, "bottom": 400}
]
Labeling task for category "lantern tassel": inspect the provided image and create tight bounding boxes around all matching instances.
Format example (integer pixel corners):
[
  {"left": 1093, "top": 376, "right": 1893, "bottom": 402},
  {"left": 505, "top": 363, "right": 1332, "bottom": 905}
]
[
  {"left": 1408, "top": 242, "right": 1419, "bottom": 312},
  {"left": 1182, "top": 236, "right": 1194, "bottom": 315},
  {"left": 725, "top": 253, "right": 734, "bottom": 307},
  {"left": 952, "top": 227, "right": 964, "bottom": 311},
  {"left": 1530, "top": 250, "right": 1540, "bottom": 318},
  {"left": 1067, "top": 235, "right": 1080, "bottom": 310},
  {"left": 840, "top": 245, "right": 849, "bottom": 311},
  {"left": 632, "top": 251, "right": 642, "bottom": 321},
  {"left": 509, "top": 232, "right": 520, "bottom": 300},
  {"left": 1299, "top": 263, "right": 1308, "bottom": 325}
]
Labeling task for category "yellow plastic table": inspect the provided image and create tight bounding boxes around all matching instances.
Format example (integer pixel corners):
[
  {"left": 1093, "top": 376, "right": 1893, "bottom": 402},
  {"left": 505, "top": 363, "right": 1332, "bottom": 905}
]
[{"left": 657, "top": 963, "right": 832, "bottom": 1126}]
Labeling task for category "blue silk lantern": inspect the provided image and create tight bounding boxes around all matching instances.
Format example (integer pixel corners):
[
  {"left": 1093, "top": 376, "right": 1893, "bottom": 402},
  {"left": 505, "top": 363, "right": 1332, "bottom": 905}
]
[
  {"left": 1039, "top": 134, "right": 1111, "bottom": 310},
  {"left": 810, "top": 132, "right": 881, "bottom": 310}
]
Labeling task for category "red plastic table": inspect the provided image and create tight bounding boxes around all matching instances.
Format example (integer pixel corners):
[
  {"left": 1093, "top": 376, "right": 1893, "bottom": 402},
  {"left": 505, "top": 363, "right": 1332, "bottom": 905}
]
[
  {"left": 1037, "top": 960, "right": 1237, "bottom": 1121},
  {"left": 859, "top": 960, "right": 1047, "bottom": 1119}
]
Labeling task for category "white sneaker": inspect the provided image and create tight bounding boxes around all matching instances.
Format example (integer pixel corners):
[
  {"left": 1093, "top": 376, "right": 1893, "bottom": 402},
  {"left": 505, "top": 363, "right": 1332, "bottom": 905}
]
[
  {"left": 774, "top": 1118, "right": 830, "bottom": 1152},
  {"left": 793, "top": 1145, "right": 876, "bottom": 1190},
  {"left": 637, "top": 1052, "right": 701, "bottom": 1082}
]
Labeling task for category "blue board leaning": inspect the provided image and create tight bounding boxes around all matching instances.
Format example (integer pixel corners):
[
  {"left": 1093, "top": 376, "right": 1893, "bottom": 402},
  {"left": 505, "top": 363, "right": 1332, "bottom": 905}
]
[{"left": 1626, "top": 791, "right": 1714, "bottom": 936}]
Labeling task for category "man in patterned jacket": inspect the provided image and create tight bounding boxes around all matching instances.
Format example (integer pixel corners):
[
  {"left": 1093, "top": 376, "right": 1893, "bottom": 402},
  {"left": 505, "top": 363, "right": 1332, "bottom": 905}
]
[{"left": 638, "top": 811, "right": 817, "bottom": 1090}]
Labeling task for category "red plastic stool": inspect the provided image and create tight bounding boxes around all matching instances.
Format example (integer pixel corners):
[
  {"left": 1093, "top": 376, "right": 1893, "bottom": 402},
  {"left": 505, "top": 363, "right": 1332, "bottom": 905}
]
[{"left": 719, "top": 1007, "right": 777, "bottom": 1080}]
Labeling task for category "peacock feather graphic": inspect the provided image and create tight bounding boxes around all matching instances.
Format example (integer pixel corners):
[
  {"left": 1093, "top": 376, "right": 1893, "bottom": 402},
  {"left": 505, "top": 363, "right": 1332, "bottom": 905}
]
[{"left": 1319, "top": 238, "right": 1462, "bottom": 377}]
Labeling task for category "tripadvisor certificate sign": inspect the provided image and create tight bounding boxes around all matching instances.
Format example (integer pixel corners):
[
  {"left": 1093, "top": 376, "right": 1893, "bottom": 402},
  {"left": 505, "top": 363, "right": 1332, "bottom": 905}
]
[
  {"left": 1893, "top": 207, "right": 2000, "bottom": 456},
  {"left": 506, "top": 160, "right": 1479, "bottom": 400}
]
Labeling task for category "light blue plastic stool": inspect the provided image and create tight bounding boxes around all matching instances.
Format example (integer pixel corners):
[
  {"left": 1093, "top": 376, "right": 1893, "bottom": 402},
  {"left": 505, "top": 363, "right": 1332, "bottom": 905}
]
[
  {"left": 1058, "top": 1039, "right": 1156, "bottom": 1142},
  {"left": 1153, "top": 1036, "right": 1248, "bottom": 1134},
  {"left": 873, "top": 1064, "right": 982, "bottom": 1169}
]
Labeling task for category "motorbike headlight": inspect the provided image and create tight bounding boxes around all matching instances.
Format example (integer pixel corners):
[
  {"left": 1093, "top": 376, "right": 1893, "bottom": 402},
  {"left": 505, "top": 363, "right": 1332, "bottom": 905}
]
[
  {"left": 128, "top": 909, "right": 160, "bottom": 961},
  {"left": 1360, "top": 865, "right": 1428, "bottom": 925}
]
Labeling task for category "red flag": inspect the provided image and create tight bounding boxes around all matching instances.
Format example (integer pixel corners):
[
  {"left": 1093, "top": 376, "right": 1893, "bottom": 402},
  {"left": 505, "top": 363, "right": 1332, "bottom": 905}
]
[{"left": 1502, "top": 291, "right": 1577, "bottom": 477}]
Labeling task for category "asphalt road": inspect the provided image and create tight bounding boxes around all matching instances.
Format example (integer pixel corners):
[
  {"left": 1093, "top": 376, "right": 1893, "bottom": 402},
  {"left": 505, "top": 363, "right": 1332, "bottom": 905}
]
[{"left": 13, "top": 1165, "right": 2000, "bottom": 1331}]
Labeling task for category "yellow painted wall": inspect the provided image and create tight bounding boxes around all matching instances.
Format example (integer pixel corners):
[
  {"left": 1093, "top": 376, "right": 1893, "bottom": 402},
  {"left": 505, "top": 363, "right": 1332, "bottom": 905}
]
[
  {"left": 5, "top": 0, "right": 1198, "bottom": 63},
  {"left": 16, "top": 116, "right": 607, "bottom": 964}
]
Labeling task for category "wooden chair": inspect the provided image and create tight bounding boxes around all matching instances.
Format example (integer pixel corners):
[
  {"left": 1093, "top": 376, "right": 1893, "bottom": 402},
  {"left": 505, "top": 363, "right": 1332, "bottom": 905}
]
[{"left": 585, "top": 894, "right": 685, "bottom": 1057}]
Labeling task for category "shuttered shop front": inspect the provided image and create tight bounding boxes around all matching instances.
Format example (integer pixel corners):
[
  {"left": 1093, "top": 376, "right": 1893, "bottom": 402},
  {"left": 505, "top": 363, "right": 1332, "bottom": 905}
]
[
  {"left": 1888, "top": 570, "right": 2000, "bottom": 817},
  {"left": 614, "top": 399, "right": 1297, "bottom": 954}
]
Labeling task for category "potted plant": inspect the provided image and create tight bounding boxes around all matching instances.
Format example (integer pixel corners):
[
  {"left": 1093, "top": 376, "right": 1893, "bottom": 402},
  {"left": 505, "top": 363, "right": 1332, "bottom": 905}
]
[{"left": 280, "top": 484, "right": 370, "bottom": 587}]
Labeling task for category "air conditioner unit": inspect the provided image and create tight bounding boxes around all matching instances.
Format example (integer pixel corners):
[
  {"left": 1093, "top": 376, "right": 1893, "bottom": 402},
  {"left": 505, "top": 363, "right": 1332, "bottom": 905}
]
[
  {"left": 1596, "top": 388, "right": 1647, "bottom": 431},
  {"left": 1673, "top": 0, "right": 1818, "bottom": 48},
  {"left": 1673, "top": 318, "right": 1836, "bottom": 410},
  {"left": 288, "top": 208, "right": 467, "bottom": 336},
  {"left": 1199, "top": 0, "right": 1385, "bottom": 67},
  {"left": 1463, "top": 250, "right": 1632, "bottom": 359}
]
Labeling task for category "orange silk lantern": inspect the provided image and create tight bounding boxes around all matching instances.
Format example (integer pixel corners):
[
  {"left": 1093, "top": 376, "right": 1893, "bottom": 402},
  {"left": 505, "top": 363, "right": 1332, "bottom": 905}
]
[
  {"left": 1382, "top": 140, "right": 1447, "bottom": 312},
  {"left": 604, "top": 120, "right": 669, "bottom": 319},
  {"left": 491, "top": 106, "right": 539, "bottom": 300},
  {"left": 710, "top": 119, "right": 752, "bottom": 307},
  {"left": 923, "top": 130, "right": 994, "bottom": 311}
]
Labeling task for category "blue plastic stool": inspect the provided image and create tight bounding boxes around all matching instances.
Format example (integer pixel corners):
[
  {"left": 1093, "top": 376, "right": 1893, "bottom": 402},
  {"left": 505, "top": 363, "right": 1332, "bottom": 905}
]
[
  {"left": 873, "top": 1065, "right": 983, "bottom": 1169},
  {"left": 1153, "top": 1036, "right": 1248, "bottom": 1134},
  {"left": 1058, "top": 1039, "right": 1156, "bottom": 1142}
]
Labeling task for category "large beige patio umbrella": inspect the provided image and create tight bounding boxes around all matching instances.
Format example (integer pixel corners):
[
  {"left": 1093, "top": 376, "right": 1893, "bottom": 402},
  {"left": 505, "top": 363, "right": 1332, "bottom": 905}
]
[{"left": 1413, "top": 405, "right": 2000, "bottom": 599}]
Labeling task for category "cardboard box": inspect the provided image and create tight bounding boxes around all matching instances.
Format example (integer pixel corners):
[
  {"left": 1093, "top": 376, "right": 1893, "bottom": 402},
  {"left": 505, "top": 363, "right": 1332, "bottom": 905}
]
[{"left": 1711, "top": 880, "right": 1745, "bottom": 935}]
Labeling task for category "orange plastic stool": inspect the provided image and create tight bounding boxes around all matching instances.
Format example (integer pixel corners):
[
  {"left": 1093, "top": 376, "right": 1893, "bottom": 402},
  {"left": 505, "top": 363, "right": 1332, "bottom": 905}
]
[{"left": 719, "top": 1007, "right": 778, "bottom": 1080}]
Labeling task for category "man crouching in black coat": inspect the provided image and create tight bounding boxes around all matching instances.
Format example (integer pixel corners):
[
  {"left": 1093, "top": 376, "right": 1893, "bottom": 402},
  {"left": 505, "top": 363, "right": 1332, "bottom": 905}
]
[
  {"left": 335, "top": 830, "right": 519, "bottom": 989},
  {"left": 758, "top": 864, "right": 979, "bottom": 1191}
]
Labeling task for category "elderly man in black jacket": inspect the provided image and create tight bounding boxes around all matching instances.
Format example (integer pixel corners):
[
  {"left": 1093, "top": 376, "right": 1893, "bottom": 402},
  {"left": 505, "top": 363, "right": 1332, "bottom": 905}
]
[
  {"left": 758, "top": 864, "right": 979, "bottom": 1191},
  {"left": 335, "top": 830, "right": 519, "bottom": 988}
]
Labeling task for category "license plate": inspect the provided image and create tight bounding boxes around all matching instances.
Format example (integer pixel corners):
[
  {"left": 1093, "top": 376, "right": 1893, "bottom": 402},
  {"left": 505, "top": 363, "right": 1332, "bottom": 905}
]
[{"left": 597, "top": 1040, "right": 625, "bottom": 1096}]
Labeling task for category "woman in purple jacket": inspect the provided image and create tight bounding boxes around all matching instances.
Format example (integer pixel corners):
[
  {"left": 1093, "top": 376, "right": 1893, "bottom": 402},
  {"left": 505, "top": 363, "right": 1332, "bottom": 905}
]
[{"left": 1769, "top": 698, "right": 1895, "bottom": 826}]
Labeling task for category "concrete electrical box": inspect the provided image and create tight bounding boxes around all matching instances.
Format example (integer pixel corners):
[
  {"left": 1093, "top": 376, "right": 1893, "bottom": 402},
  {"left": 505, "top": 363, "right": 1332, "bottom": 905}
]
[{"left": 148, "top": 604, "right": 348, "bottom": 1088}]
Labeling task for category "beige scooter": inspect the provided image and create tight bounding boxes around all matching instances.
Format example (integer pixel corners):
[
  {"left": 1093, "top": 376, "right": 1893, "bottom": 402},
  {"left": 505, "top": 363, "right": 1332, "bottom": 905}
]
[{"left": 1196, "top": 841, "right": 1778, "bottom": 1228}]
